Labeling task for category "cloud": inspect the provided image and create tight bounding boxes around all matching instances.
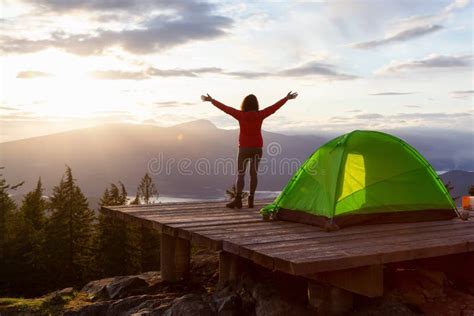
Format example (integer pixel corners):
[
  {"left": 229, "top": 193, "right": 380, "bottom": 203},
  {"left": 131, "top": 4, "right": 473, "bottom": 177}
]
[
  {"left": 147, "top": 67, "right": 224, "bottom": 77},
  {"left": 90, "top": 60, "right": 357, "bottom": 81},
  {"left": 443, "top": 0, "right": 472, "bottom": 13},
  {"left": 16, "top": 70, "right": 51, "bottom": 79},
  {"left": 0, "top": 105, "right": 21, "bottom": 111},
  {"left": 1, "top": 1, "right": 233, "bottom": 55},
  {"left": 376, "top": 54, "right": 473, "bottom": 74},
  {"left": 90, "top": 70, "right": 148, "bottom": 80},
  {"left": 351, "top": 24, "right": 443, "bottom": 49},
  {"left": 369, "top": 92, "right": 415, "bottom": 96},
  {"left": 225, "top": 71, "right": 267, "bottom": 79},
  {"left": 353, "top": 113, "right": 384, "bottom": 119},
  {"left": 276, "top": 60, "right": 357, "bottom": 80},
  {"left": 25, "top": 0, "right": 218, "bottom": 15},
  {"left": 90, "top": 67, "right": 224, "bottom": 80},
  {"left": 323, "top": 111, "right": 473, "bottom": 132},
  {"left": 450, "top": 90, "right": 474, "bottom": 99},
  {"left": 223, "top": 61, "right": 357, "bottom": 80},
  {"left": 25, "top": 0, "right": 159, "bottom": 12},
  {"left": 153, "top": 101, "right": 197, "bottom": 108},
  {"left": 350, "top": 0, "right": 471, "bottom": 49},
  {"left": 405, "top": 105, "right": 422, "bottom": 108}
]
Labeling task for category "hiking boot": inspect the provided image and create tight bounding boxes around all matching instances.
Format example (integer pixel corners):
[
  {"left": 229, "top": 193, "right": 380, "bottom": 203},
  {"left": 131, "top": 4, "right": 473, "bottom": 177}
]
[
  {"left": 248, "top": 195, "right": 254, "bottom": 208},
  {"left": 226, "top": 195, "right": 242, "bottom": 209}
]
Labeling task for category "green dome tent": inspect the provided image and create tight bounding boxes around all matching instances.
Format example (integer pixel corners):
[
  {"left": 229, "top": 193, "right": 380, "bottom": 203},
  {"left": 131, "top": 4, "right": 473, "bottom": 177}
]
[{"left": 261, "top": 130, "right": 457, "bottom": 229}]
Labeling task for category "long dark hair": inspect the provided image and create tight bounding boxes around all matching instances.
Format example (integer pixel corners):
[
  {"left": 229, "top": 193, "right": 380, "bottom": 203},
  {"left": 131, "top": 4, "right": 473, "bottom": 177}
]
[{"left": 241, "top": 94, "right": 259, "bottom": 112}]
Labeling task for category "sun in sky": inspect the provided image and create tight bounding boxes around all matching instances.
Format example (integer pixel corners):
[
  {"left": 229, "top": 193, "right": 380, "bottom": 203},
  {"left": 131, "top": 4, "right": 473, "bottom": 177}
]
[{"left": 0, "top": 0, "right": 472, "bottom": 142}]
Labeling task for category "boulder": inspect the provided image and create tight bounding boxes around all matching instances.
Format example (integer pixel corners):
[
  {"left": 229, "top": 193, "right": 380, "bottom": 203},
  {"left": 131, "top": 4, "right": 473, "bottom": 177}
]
[
  {"left": 106, "top": 276, "right": 150, "bottom": 299},
  {"left": 59, "top": 287, "right": 75, "bottom": 296},
  {"left": 352, "top": 301, "right": 417, "bottom": 316},
  {"left": 252, "top": 282, "right": 310, "bottom": 316},
  {"left": 80, "top": 272, "right": 160, "bottom": 301},
  {"left": 239, "top": 288, "right": 256, "bottom": 315},
  {"left": 130, "top": 304, "right": 170, "bottom": 316},
  {"left": 106, "top": 295, "right": 158, "bottom": 316},
  {"left": 81, "top": 277, "right": 115, "bottom": 300},
  {"left": 215, "top": 294, "right": 241, "bottom": 316},
  {"left": 126, "top": 294, "right": 174, "bottom": 316},
  {"left": 164, "top": 294, "right": 215, "bottom": 316}
]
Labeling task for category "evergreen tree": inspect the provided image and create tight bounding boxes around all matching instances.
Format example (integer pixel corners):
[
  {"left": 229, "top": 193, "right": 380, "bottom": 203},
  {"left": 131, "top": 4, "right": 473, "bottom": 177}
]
[
  {"left": 137, "top": 173, "right": 158, "bottom": 204},
  {"left": 0, "top": 167, "right": 23, "bottom": 252},
  {"left": 20, "top": 178, "right": 46, "bottom": 231},
  {"left": 99, "top": 188, "right": 111, "bottom": 206},
  {"left": 99, "top": 182, "right": 127, "bottom": 206},
  {"left": 130, "top": 193, "right": 140, "bottom": 205},
  {"left": 44, "top": 166, "right": 95, "bottom": 287},
  {"left": 94, "top": 182, "right": 141, "bottom": 277},
  {"left": 0, "top": 168, "right": 23, "bottom": 294},
  {"left": 11, "top": 178, "right": 48, "bottom": 294},
  {"left": 469, "top": 185, "right": 474, "bottom": 196}
]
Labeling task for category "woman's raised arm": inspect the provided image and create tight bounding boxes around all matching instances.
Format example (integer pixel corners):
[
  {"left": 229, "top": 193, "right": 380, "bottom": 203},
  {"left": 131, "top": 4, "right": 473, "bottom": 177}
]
[
  {"left": 259, "top": 91, "right": 298, "bottom": 119},
  {"left": 201, "top": 93, "right": 242, "bottom": 120}
]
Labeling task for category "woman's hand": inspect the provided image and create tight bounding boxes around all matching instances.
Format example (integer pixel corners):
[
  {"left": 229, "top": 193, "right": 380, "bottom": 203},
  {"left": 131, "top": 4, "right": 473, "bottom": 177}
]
[
  {"left": 286, "top": 91, "right": 298, "bottom": 100},
  {"left": 201, "top": 93, "right": 213, "bottom": 102}
]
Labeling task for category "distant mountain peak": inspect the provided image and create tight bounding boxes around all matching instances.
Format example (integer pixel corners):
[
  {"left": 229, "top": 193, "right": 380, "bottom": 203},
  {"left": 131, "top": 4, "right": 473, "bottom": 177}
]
[{"left": 173, "top": 119, "right": 217, "bottom": 130}]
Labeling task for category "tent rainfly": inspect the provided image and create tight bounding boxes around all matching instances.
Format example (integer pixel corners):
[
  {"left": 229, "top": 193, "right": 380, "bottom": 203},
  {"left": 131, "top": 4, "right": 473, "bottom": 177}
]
[{"left": 260, "top": 130, "right": 458, "bottom": 230}]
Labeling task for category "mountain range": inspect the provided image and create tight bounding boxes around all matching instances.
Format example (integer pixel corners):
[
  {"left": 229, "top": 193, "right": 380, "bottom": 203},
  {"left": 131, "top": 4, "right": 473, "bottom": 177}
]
[{"left": 1, "top": 120, "right": 472, "bottom": 205}]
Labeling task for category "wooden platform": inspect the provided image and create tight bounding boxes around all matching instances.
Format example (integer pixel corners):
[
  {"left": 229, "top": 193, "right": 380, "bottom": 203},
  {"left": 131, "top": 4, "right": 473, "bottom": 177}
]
[
  {"left": 102, "top": 200, "right": 474, "bottom": 303},
  {"left": 102, "top": 200, "right": 473, "bottom": 274}
]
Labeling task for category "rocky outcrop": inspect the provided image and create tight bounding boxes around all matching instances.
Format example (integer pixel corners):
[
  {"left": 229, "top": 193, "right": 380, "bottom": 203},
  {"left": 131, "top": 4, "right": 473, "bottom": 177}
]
[
  {"left": 3, "top": 250, "right": 474, "bottom": 316},
  {"left": 63, "top": 268, "right": 314, "bottom": 316}
]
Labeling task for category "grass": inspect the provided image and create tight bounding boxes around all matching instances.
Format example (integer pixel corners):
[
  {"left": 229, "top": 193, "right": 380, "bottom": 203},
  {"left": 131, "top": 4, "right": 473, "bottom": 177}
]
[
  {"left": 64, "top": 292, "right": 91, "bottom": 310},
  {"left": 0, "top": 296, "right": 46, "bottom": 312},
  {"left": 0, "top": 291, "right": 82, "bottom": 315}
]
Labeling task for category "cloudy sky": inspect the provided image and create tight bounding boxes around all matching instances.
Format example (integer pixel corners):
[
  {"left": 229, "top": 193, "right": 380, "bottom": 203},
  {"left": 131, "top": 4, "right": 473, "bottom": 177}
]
[{"left": 1, "top": 0, "right": 473, "bottom": 142}]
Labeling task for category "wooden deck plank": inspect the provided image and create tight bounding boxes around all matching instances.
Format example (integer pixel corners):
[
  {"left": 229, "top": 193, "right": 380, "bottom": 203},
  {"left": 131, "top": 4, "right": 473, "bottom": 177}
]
[
  {"left": 250, "top": 224, "right": 474, "bottom": 264},
  {"left": 222, "top": 219, "right": 467, "bottom": 256},
  {"left": 273, "top": 230, "right": 474, "bottom": 274},
  {"left": 175, "top": 221, "right": 302, "bottom": 240},
  {"left": 189, "top": 221, "right": 301, "bottom": 233},
  {"left": 233, "top": 220, "right": 473, "bottom": 258},
  {"left": 104, "top": 200, "right": 271, "bottom": 213},
  {"left": 118, "top": 208, "right": 254, "bottom": 219},
  {"left": 289, "top": 236, "right": 472, "bottom": 275},
  {"left": 142, "top": 213, "right": 261, "bottom": 224},
  {"left": 120, "top": 204, "right": 268, "bottom": 217},
  {"left": 191, "top": 225, "right": 320, "bottom": 253},
  {"left": 161, "top": 218, "right": 264, "bottom": 236}
]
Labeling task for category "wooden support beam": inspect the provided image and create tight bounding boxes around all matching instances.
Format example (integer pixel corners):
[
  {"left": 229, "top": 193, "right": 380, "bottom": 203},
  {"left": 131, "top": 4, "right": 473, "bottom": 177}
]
[
  {"left": 307, "top": 281, "right": 353, "bottom": 315},
  {"left": 307, "top": 264, "right": 383, "bottom": 297},
  {"left": 218, "top": 251, "right": 249, "bottom": 288},
  {"left": 160, "top": 233, "right": 190, "bottom": 282}
]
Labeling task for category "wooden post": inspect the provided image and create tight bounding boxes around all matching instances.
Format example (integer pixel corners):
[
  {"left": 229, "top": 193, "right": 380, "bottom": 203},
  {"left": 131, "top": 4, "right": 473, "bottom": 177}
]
[
  {"left": 307, "top": 281, "right": 353, "bottom": 315},
  {"left": 160, "top": 233, "right": 190, "bottom": 282},
  {"left": 218, "top": 251, "right": 246, "bottom": 288},
  {"left": 218, "top": 251, "right": 231, "bottom": 287}
]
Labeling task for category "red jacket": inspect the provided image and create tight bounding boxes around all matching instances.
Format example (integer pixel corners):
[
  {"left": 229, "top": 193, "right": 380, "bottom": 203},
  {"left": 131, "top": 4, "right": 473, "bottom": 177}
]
[{"left": 211, "top": 97, "right": 288, "bottom": 148}]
